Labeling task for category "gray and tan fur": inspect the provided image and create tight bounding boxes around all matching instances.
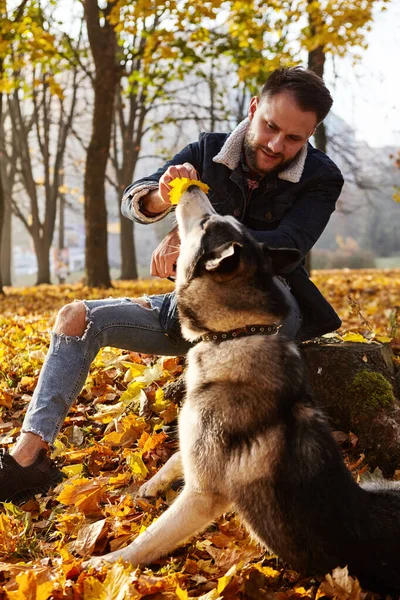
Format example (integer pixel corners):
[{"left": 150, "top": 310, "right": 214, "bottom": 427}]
[{"left": 87, "top": 187, "right": 400, "bottom": 594}]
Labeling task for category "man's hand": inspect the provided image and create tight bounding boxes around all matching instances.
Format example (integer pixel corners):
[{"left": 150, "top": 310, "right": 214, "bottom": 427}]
[
  {"left": 141, "top": 163, "right": 198, "bottom": 216},
  {"left": 151, "top": 226, "right": 181, "bottom": 279},
  {"left": 158, "top": 162, "right": 198, "bottom": 204},
  {"left": 149, "top": 163, "right": 198, "bottom": 278}
]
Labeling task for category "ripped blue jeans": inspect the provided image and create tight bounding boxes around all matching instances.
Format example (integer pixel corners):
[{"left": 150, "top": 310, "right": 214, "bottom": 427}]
[{"left": 22, "top": 281, "right": 302, "bottom": 445}]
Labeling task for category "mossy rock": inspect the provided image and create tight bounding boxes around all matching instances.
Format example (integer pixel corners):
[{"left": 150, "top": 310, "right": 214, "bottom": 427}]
[
  {"left": 301, "top": 341, "right": 398, "bottom": 429},
  {"left": 348, "top": 370, "right": 396, "bottom": 425},
  {"left": 301, "top": 342, "right": 400, "bottom": 474}
]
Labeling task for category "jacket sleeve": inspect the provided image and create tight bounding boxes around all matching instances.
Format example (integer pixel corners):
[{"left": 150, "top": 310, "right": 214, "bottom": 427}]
[
  {"left": 121, "top": 141, "right": 202, "bottom": 224},
  {"left": 249, "top": 174, "right": 344, "bottom": 272}
]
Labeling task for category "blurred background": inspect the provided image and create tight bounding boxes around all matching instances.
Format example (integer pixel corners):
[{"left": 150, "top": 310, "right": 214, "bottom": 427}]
[{"left": 1, "top": 0, "right": 399, "bottom": 289}]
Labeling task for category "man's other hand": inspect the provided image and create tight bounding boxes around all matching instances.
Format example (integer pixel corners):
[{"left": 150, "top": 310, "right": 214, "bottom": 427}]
[
  {"left": 158, "top": 163, "right": 198, "bottom": 204},
  {"left": 151, "top": 227, "right": 181, "bottom": 279}
]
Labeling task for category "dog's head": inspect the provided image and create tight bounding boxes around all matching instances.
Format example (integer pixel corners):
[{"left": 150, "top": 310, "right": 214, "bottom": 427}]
[{"left": 175, "top": 186, "right": 301, "bottom": 341}]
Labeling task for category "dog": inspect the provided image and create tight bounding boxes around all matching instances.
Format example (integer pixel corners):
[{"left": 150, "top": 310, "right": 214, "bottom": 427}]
[{"left": 86, "top": 186, "right": 400, "bottom": 593}]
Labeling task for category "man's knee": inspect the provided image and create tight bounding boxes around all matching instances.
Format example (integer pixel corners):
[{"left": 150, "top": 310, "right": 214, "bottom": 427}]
[
  {"left": 134, "top": 297, "right": 151, "bottom": 309},
  {"left": 54, "top": 301, "right": 88, "bottom": 337}
]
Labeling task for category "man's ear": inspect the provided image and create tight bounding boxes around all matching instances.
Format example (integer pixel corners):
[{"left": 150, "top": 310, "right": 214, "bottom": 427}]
[
  {"left": 248, "top": 97, "right": 259, "bottom": 121},
  {"left": 262, "top": 245, "right": 302, "bottom": 274},
  {"left": 204, "top": 242, "right": 243, "bottom": 278}
]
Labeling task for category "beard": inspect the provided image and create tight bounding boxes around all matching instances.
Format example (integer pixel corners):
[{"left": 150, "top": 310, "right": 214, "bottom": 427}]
[{"left": 243, "top": 128, "right": 297, "bottom": 177}]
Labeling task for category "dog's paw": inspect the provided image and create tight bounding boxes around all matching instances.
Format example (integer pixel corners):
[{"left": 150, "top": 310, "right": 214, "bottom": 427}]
[
  {"left": 138, "top": 477, "right": 166, "bottom": 498},
  {"left": 82, "top": 556, "right": 108, "bottom": 570},
  {"left": 82, "top": 548, "right": 134, "bottom": 570}
]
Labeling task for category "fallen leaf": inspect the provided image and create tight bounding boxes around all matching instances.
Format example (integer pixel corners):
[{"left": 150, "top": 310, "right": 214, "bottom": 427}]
[
  {"left": 57, "top": 477, "right": 108, "bottom": 513},
  {"left": 0, "top": 389, "right": 13, "bottom": 408},
  {"left": 318, "top": 566, "right": 362, "bottom": 600},
  {"left": 84, "top": 562, "right": 136, "bottom": 600},
  {"left": 6, "top": 568, "right": 57, "bottom": 600},
  {"left": 70, "top": 518, "right": 107, "bottom": 556},
  {"left": 124, "top": 450, "right": 148, "bottom": 480},
  {"left": 342, "top": 332, "right": 369, "bottom": 343}
]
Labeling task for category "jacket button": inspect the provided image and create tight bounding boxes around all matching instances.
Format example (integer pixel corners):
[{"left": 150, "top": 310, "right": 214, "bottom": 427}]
[
  {"left": 233, "top": 209, "right": 241, "bottom": 217},
  {"left": 264, "top": 211, "right": 272, "bottom": 220}
]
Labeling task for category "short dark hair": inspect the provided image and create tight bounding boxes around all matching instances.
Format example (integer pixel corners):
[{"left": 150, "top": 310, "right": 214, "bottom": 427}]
[{"left": 260, "top": 67, "right": 333, "bottom": 124}]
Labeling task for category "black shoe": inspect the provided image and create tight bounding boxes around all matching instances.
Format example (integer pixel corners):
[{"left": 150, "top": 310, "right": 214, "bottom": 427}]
[{"left": 0, "top": 448, "right": 64, "bottom": 504}]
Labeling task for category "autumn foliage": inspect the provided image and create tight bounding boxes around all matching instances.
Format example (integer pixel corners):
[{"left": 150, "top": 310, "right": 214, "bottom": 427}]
[{"left": 0, "top": 271, "right": 399, "bottom": 599}]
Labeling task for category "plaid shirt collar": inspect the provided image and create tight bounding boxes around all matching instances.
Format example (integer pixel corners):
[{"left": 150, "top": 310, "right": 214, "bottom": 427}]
[{"left": 240, "top": 151, "right": 261, "bottom": 190}]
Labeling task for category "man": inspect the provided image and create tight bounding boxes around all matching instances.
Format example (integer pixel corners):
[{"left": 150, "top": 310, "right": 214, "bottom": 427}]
[{"left": 0, "top": 66, "right": 343, "bottom": 502}]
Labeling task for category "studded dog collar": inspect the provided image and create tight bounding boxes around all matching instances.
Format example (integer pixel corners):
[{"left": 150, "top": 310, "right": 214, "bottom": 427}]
[{"left": 200, "top": 323, "right": 282, "bottom": 343}]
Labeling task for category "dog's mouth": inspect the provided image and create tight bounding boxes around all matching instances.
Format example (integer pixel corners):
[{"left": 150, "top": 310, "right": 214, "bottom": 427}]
[{"left": 176, "top": 187, "right": 216, "bottom": 240}]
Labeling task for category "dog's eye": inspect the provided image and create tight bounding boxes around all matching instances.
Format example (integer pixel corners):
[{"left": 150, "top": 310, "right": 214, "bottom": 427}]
[{"left": 199, "top": 216, "right": 210, "bottom": 229}]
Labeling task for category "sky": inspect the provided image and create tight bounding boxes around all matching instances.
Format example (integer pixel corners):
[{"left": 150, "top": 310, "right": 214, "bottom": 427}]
[{"left": 324, "top": 1, "right": 400, "bottom": 148}]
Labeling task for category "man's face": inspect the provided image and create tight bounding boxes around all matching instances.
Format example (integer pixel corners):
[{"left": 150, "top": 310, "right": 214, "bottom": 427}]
[{"left": 244, "top": 91, "right": 317, "bottom": 176}]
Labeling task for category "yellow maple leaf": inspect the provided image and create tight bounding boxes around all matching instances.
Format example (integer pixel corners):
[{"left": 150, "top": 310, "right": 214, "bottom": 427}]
[
  {"left": 153, "top": 387, "right": 169, "bottom": 413},
  {"left": 217, "top": 563, "right": 241, "bottom": 593},
  {"left": 6, "top": 569, "right": 55, "bottom": 600},
  {"left": 176, "top": 585, "right": 189, "bottom": 599},
  {"left": 341, "top": 332, "right": 369, "bottom": 343},
  {"left": 108, "top": 471, "right": 132, "bottom": 487},
  {"left": 62, "top": 463, "right": 84, "bottom": 478},
  {"left": 169, "top": 177, "right": 209, "bottom": 205},
  {"left": 101, "top": 413, "right": 146, "bottom": 446},
  {"left": 124, "top": 450, "right": 148, "bottom": 480},
  {"left": 253, "top": 563, "right": 280, "bottom": 580},
  {"left": 84, "top": 562, "right": 135, "bottom": 600},
  {"left": 376, "top": 335, "right": 392, "bottom": 343}
]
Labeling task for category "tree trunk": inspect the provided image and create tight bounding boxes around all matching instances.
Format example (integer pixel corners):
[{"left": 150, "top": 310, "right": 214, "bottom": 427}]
[
  {"left": 119, "top": 215, "right": 137, "bottom": 280},
  {"left": 114, "top": 88, "right": 144, "bottom": 281},
  {"left": 0, "top": 55, "right": 4, "bottom": 294},
  {"left": 307, "top": 42, "right": 327, "bottom": 273},
  {"left": 57, "top": 190, "right": 66, "bottom": 284},
  {"left": 0, "top": 178, "right": 4, "bottom": 294},
  {"left": 34, "top": 237, "right": 51, "bottom": 284},
  {"left": 308, "top": 44, "right": 327, "bottom": 154},
  {"left": 83, "top": 0, "right": 119, "bottom": 288},
  {"left": 301, "top": 340, "right": 400, "bottom": 475},
  {"left": 1, "top": 199, "right": 12, "bottom": 286}
]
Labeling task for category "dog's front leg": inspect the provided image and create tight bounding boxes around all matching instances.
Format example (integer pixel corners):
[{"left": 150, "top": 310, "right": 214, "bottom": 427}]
[
  {"left": 84, "top": 487, "right": 230, "bottom": 569},
  {"left": 139, "top": 451, "right": 183, "bottom": 498}
]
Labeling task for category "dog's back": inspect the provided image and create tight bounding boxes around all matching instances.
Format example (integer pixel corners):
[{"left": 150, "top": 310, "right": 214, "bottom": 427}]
[{"left": 175, "top": 187, "right": 400, "bottom": 594}]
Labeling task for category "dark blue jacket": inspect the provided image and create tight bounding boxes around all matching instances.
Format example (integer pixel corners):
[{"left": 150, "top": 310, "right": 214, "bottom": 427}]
[{"left": 123, "top": 131, "right": 344, "bottom": 341}]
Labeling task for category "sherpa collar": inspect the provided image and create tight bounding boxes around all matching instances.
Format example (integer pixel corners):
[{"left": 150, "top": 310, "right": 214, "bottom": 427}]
[{"left": 213, "top": 117, "right": 308, "bottom": 184}]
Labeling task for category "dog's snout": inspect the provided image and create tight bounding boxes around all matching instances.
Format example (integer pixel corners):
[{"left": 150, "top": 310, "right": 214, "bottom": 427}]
[{"left": 187, "top": 184, "right": 200, "bottom": 193}]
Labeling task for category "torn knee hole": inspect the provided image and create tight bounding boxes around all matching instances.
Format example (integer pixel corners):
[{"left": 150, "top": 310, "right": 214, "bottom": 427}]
[
  {"left": 135, "top": 297, "right": 152, "bottom": 309},
  {"left": 54, "top": 302, "right": 89, "bottom": 337}
]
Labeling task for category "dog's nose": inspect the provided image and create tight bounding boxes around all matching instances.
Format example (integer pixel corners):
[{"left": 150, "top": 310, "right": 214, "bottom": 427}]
[{"left": 187, "top": 184, "right": 200, "bottom": 193}]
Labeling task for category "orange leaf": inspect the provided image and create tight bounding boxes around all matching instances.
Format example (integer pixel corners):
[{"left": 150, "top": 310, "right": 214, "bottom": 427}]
[
  {"left": 0, "top": 389, "right": 13, "bottom": 408},
  {"left": 101, "top": 414, "right": 147, "bottom": 447},
  {"left": 138, "top": 431, "right": 167, "bottom": 453},
  {"left": 57, "top": 477, "right": 108, "bottom": 514},
  {"left": 6, "top": 569, "right": 56, "bottom": 600},
  {"left": 160, "top": 402, "right": 178, "bottom": 424}
]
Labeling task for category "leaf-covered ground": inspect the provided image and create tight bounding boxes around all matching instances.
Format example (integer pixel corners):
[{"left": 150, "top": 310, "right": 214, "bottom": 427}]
[{"left": 0, "top": 270, "right": 399, "bottom": 600}]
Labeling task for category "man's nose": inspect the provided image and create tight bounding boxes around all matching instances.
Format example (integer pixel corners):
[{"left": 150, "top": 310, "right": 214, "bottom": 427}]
[{"left": 269, "top": 134, "right": 285, "bottom": 154}]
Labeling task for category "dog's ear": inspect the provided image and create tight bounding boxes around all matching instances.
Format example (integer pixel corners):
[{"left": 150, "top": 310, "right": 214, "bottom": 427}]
[
  {"left": 204, "top": 241, "right": 243, "bottom": 279},
  {"left": 262, "top": 245, "right": 302, "bottom": 274}
]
